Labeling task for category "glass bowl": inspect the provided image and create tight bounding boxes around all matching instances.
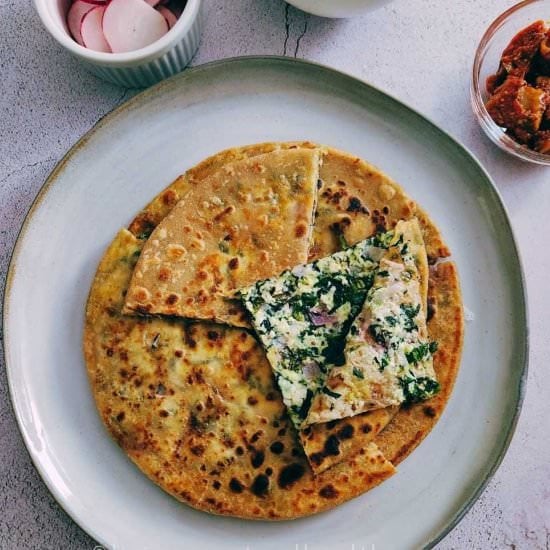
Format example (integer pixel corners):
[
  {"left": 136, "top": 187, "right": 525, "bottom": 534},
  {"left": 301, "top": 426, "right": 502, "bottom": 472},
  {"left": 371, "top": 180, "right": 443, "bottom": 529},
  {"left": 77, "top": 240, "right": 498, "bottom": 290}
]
[{"left": 471, "top": 0, "right": 550, "bottom": 165}]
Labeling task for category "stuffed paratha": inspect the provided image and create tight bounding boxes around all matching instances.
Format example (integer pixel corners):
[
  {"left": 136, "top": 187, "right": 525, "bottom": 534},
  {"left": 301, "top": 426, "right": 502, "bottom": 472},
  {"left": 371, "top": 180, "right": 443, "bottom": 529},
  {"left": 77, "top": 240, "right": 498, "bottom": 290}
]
[
  {"left": 375, "top": 261, "right": 463, "bottom": 465},
  {"left": 305, "top": 218, "right": 437, "bottom": 425},
  {"left": 237, "top": 219, "right": 433, "bottom": 429},
  {"left": 124, "top": 148, "right": 320, "bottom": 327},
  {"left": 84, "top": 142, "right": 463, "bottom": 516},
  {"left": 124, "top": 143, "right": 456, "bottom": 472}
]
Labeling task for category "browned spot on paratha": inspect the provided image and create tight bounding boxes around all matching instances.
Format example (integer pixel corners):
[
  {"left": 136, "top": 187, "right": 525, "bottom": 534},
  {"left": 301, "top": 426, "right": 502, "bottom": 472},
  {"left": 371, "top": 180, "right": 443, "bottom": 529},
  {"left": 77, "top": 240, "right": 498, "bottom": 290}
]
[{"left": 300, "top": 407, "right": 398, "bottom": 474}]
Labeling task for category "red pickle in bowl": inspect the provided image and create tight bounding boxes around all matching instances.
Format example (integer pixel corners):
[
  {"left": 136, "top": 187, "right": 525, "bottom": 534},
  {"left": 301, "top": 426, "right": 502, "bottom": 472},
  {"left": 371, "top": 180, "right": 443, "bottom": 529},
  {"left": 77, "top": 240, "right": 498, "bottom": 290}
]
[
  {"left": 485, "top": 20, "right": 550, "bottom": 154},
  {"left": 67, "top": 0, "right": 188, "bottom": 54}
]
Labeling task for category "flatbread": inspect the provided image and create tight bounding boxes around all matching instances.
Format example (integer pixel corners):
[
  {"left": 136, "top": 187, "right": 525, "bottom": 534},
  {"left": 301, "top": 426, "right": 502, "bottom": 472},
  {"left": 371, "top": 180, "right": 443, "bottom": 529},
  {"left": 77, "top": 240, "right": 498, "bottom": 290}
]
[
  {"left": 124, "top": 148, "right": 320, "bottom": 326},
  {"left": 129, "top": 143, "right": 458, "bottom": 464},
  {"left": 237, "top": 231, "right": 388, "bottom": 429},
  {"left": 128, "top": 142, "right": 318, "bottom": 239},
  {"left": 237, "top": 218, "right": 433, "bottom": 430},
  {"left": 376, "top": 261, "right": 463, "bottom": 465},
  {"left": 126, "top": 143, "right": 450, "bottom": 265},
  {"left": 84, "top": 230, "right": 396, "bottom": 520},
  {"left": 299, "top": 407, "right": 398, "bottom": 474},
  {"left": 305, "top": 218, "right": 437, "bottom": 425},
  {"left": 85, "top": 142, "right": 462, "bottom": 510},
  {"left": 311, "top": 147, "right": 451, "bottom": 263}
]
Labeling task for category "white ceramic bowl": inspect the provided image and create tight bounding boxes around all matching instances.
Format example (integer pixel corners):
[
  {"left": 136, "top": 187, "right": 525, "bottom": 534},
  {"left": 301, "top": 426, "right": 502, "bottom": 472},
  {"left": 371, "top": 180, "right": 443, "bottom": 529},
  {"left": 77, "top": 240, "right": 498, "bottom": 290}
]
[
  {"left": 33, "top": 0, "right": 202, "bottom": 88},
  {"left": 285, "top": 0, "right": 392, "bottom": 18}
]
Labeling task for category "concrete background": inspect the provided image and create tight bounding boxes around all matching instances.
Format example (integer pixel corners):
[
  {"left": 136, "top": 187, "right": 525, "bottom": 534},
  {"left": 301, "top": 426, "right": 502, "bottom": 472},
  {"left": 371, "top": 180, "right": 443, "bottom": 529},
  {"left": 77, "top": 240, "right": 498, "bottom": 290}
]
[{"left": 1, "top": 0, "right": 549, "bottom": 548}]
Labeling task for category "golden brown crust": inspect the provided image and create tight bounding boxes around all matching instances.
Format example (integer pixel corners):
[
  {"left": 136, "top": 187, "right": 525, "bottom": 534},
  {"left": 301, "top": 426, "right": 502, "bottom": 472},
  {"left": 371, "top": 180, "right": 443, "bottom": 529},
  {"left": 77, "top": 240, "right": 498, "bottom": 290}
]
[
  {"left": 84, "top": 230, "right": 395, "bottom": 520},
  {"left": 300, "top": 407, "right": 398, "bottom": 474},
  {"left": 124, "top": 148, "right": 320, "bottom": 326},
  {"left": 375, "top": 261, "right": 464, "bottom": 465},
  {"left": 311, "top": 148, "right": 450, "bottom": 263},
  {"left": 84, "top": 143, "right": 463, "bottom": 519},
  {"left": 127, "top": 143, "right": 450, "bottom": 265},
  {"left": 127, "top": 142, "right": 318, "bottom": 238}
]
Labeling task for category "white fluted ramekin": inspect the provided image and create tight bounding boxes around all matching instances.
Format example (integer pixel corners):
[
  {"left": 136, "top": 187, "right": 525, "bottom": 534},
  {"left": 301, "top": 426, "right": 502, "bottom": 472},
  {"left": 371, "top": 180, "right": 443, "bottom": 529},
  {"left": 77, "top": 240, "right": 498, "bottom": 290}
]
[{"left": 33, "top": 0, "right": 202, "bottom": 88}]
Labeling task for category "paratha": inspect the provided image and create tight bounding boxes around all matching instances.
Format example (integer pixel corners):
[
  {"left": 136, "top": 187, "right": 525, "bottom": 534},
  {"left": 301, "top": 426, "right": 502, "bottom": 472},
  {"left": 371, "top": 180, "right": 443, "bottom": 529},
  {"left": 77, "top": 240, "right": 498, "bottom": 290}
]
[
  {"left": 237, "top": 231, "right": 387, "bottom": 429},
  {"left": 237, "top": 219, "right": 432, "bottom": 430},
  {"left": 305, "top": 218, "right": 438, "bottom": 425},
  {"left": 126, "top": 142, "right": 450, "bottom": 265},
  {"left": 375, "top": 261, "right": 463, "bottom": 465},
  {"left": 84, "top": 142, "right": 463, "bottom": 516},
  {"left": 299, "top": 406, "right": 399, "bottom": 474},
  {"left": 124, "top": 148, "right": 320, "bottom": 327},
  {"left": 134, "top": 143, "right": 461, "bottom": 461},
  {"left": 84, "top": 229, "right": 396, "bottom": 519}
]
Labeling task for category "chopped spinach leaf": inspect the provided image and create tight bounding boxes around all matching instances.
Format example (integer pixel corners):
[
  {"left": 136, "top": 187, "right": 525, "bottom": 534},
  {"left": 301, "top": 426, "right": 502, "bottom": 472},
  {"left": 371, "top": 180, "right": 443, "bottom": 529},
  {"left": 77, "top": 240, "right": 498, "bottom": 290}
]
[
  {"left": 297, "top": 389, "right": 314, "bottom": 419},
  {"left": 322, "top": 387, "right": 342, "bottom": 399},
  {"left": 368, "top": 324, "right": 388, "bottom": 346},
  {"left": 400, "top": 376, "right": 440, "bottom": 404},
  {"left": 405, "top": 342, "right": 437, "bottom": 364},
  {"left": 352, "top": 367, "right": 365, "bottom": 379},
  {"left": 401, "top": 303, "right": 420, "bottom": 331}
]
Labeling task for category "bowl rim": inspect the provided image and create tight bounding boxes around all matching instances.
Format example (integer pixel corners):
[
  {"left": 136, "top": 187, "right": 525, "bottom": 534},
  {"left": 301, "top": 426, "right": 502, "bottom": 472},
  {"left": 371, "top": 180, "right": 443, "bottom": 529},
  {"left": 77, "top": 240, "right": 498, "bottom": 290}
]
[
  {"left": 471, "top": 0, "right": 550, "bottom": 166},
  {"left": 284, "top": 0, "right": 392, "bottom": 18},
  {"left": 33, "top": 0, "right": 202, "bottom": 66}
]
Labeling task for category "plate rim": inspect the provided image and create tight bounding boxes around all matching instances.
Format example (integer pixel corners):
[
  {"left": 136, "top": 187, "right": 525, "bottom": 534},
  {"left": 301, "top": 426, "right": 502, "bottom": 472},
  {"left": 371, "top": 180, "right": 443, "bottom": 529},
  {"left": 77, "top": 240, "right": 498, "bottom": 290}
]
[{"left": 3, "top": 55, "right": 529, "bottom": 549}]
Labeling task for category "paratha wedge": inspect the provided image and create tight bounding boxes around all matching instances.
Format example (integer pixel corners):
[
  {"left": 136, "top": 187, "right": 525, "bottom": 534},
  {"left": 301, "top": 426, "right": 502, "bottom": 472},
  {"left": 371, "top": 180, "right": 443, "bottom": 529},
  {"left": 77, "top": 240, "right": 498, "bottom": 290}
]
[
  {"left": 126, "top": 143, "right": 450, "bottom": 265},
  {"left": 124, "top": 148, "right": 320, "bottom": 326},
  {"left": 311, "top": 147, "right": 451, "bottom": 263},
  {"left": 305, "top": 218, "right": 437, "bottom": 425},
  {"left": 376, "top": 261, "right": 463, "bottom": 465},
  {"left": 299, "top": 406, "right": 398, "bottom": 474},
  {"left": 84, "top": 229, "right": 397, "bottom": 520},
  {"left": 237, "top": 219, "right": 432, "bottom": 428},
  {"left": 127, "top": 142, "right": 319, "bottom": 239},
  {"left": 237, "top": 229, "right": 399, "bottom": 430}
]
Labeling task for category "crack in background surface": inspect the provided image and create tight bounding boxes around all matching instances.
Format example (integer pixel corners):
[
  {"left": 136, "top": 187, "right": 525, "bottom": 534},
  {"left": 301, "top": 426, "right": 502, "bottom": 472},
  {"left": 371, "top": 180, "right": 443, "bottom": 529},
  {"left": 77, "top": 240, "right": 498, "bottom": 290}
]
[
  {"left": 283, "top": 4, "right": 290, "bottom": 56},
  {"left": 282, "top": 4, "right": 309, "bottom": 58},
  {"left": 0, "top": 158, "right": 56, "bottom": 188},
  {"left": 294, "top": 17, "right": 309, "bottom": 58}
]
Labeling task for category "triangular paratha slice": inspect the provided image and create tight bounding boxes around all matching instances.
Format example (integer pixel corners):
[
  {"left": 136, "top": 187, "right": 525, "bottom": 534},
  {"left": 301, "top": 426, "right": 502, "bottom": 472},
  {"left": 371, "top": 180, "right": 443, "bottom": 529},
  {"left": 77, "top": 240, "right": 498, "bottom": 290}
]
[
  {"left": 299, "top": 406, "right": 398, "bottom": 474},
  {"left": 376, "top": 261, "right": 463, "bottom": 465},
  {"left": 306, "top": 219, "right": 438, "bottom": 425},
  {"left": 237, "top": 229, "right": 402, "bottom": 429},
  {"left": 123, "top": 148, "right": 320, "bottom": 326}
]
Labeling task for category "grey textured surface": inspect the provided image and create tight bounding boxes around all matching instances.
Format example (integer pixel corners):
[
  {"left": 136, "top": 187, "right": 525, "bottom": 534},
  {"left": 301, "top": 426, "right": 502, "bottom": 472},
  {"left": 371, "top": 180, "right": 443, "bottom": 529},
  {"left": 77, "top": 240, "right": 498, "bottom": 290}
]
[{"left": 1, "top": 1, "right": 549, "bottom": 548}]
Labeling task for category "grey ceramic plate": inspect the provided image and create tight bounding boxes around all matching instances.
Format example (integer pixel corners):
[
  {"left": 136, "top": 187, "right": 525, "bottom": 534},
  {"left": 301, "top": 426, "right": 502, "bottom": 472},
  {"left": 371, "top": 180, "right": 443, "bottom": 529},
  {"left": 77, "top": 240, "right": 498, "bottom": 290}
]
[{"left": 4, "top": 57, "right": 527, "bottom": 549}]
